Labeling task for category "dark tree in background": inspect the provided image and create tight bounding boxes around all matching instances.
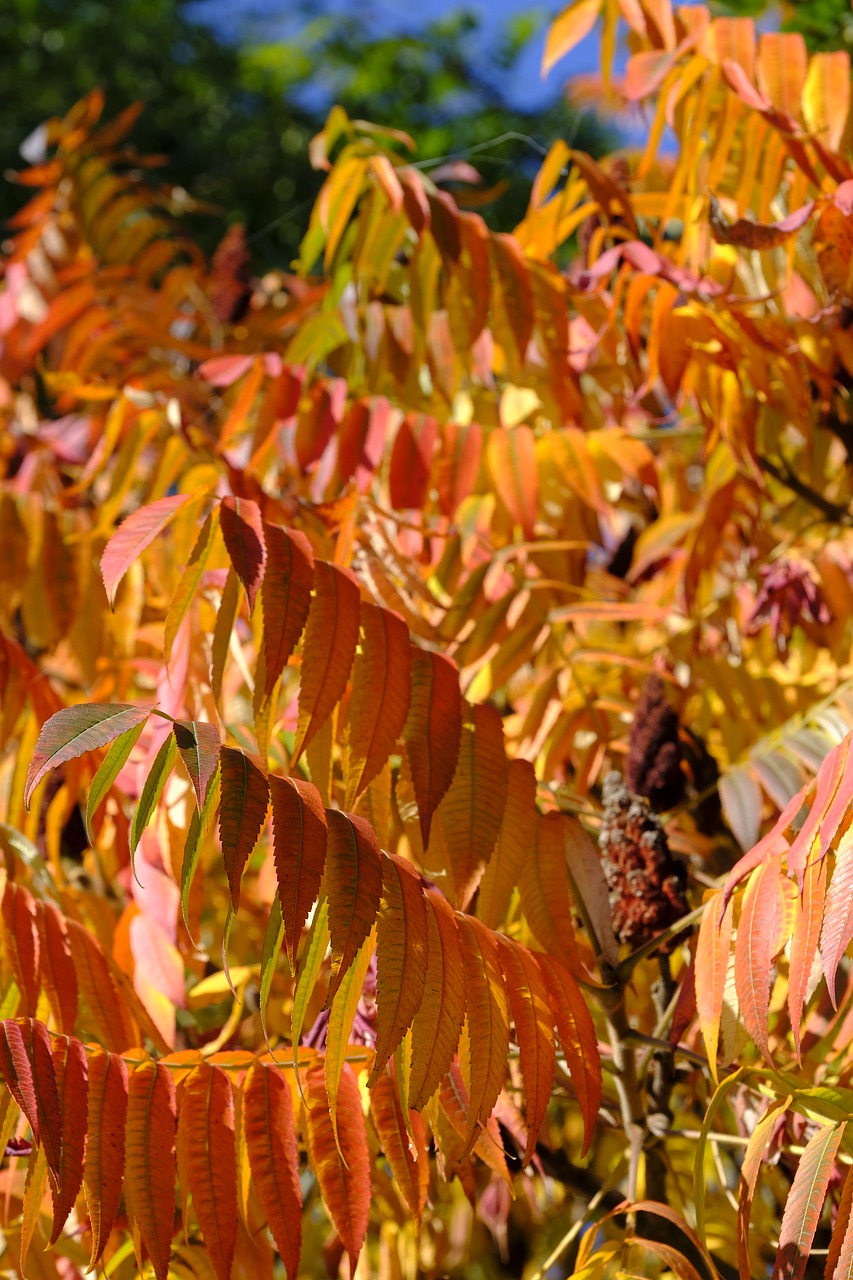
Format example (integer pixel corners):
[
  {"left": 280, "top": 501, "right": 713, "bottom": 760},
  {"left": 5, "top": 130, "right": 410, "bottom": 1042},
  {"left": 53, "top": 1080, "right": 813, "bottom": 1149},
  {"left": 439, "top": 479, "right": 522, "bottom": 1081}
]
[{"left": 2, "top": 0, "right": 603, "bottom": 265}]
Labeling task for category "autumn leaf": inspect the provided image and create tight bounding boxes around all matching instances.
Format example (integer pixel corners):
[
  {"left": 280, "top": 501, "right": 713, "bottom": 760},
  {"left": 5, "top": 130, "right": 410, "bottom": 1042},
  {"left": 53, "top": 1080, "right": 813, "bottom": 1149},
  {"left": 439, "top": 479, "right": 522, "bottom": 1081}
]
[
  {"left": 409, "top": 889, "right": 467, "bottom": 1111},
  {"left": 370, "top": 852, "right": 429, "bottom": 1084},
  {"left": 261, "top": 523, "right": 314, "bottom": 698},
  {"left": 304, "top": 1061, "right": 370, "bottom": 1271},
  {"left": 518, "top": 810, "right": 580, "bottom": 973},
  {"left": 85, "top": 717, "right": 147, "bottom": 840},
  {"left": 538, "top": 954, "right": 601, "bottom": 1155},
  {"left": 404, "top": 648, "right": 462, "bottom": 849},
  {"left": 125, "top": 1062, "right": 177, "bottom": 1280},
  {"left": 771, "top": 1123, "right": 845, "bottom": 1280},
  {"left": 25, "top": 703, "right": 150, "bottom": 808},
  {"left": 220, "top": 496, "right": 267, "bottom": 614},
  {"left": 478, "top": 758, "right": 537, "bottom": 929},
  {"left": 456, "top": 915, "right": 510, "bottom": 1153},
  {"left": 370, "top": 1065, "right": 429, "bottom": 1224},
  {"left": 325, "top": 809, "right": 384, "bottom": 1005},
  {"left": 543, "top": 0, "right": 602, "bottom": 74},
  {"left": 243, "top": 1063, "right": 302, "bottom": 1280},
  {"left": 343, "top": 603, "right": 411, "bottom": 808},
  {"left": 734, "top": 857, "right": 786, "bottom": 1062},
  {"left": 219, "top": 746, "right": 270, "bottom": 911},
  {"left": 83, "top": 1050, "right": 128, "bottom": 1269},
  {"left": 100, "top": 492, "right": 197, "bottom": 607},
  {"left": 173, "top": 719, "right": 221, "bottom": 810},
  {"left": 293, "top": 560, "right": 361, "bottom": 761},
  {"left": 269, "top": 774, "right": 327, "bottom": 970},
  {"left": 49, "top": 1034, "right": 88, "bottom": 1244},
  {"left": 497, "top": 938, "right": 556, "bottom": 1164},
  {"left": 695, "top": 890, "right": 734, "bottom": 1078},
  {"left": 181, "top": 1064, "right": 238, "bottom": 1280},
  {"left": 37, "top": 902, "right": 78, "bottom": 1036}
]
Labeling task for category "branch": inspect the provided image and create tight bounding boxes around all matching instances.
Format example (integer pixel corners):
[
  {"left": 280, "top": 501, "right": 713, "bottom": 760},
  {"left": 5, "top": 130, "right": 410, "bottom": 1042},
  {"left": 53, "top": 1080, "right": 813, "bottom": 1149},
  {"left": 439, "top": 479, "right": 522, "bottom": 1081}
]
[{"left": 757, "top": 453, "right": 853, "bottom": 524}]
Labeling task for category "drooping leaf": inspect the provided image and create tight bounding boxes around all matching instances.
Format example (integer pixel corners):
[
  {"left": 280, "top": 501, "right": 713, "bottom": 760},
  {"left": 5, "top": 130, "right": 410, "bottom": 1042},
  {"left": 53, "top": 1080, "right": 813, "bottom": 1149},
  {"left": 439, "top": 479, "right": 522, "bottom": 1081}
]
[
  {"left": 260, "top": 896, "right": 285, "bottom": 1041},
  {"left": 293, "top": 560, "right": 361, "bottom": 761},
  {"left": 734, "top": 856, "right": 786, "bottom": 1062},
  {"left": 261, "top": 523, "right": 314, "bottom": 699},
  {"left": 20, "top": 1142, "right": 48, "bottom": 1272},
  {"left": 370, "top": 1064, "right": 429, "bottom": 1225},
  {"left": 181, "top": 764, "right": 221, "bottom": 937},
  {"left": 543, "top": 0, "right": 602, "bottom": 74},
  {"left": 269, "top": 774, "right": 327, "bottom": 970},
  {"left": 303, "top": 1061, "right": 371, "bottom": 1271},
  {"left": 537, "top": 953, "right": 601, "bottom": 1155},
  {"left": 125, "top": 1061, "right": 177, "bottom": 1280},
  {"left": 789, "top": 855, "right": 827, "bottom": 1060},
  {"left": 25, "top": 703, "right": 150, "bottom": 808},
  {"left": 343, "top": 603, "right": 411, "bottom": 808},
  {"left": 291, "top": 898, "right": 330, "bottom": 1053},
  {"left": 131, "top": 731, "right": 178, "bottom": 855},
  {"left": 83, "top": 1049, "right": 128, "bottom": 1269},
  {"left": 50, "top": 1034, "right": 88, "bottom": 1244},
  {"left": 66, "top": 919, "right": 137, "bottom": 1052},
  {"left": 211, "top": 568, "right": 241, "bottom": 707},
  {"left": 408, "top": 889, "right": 467, "bottom": 1111},
  {"left": 182, "top": 1063, "right": 238, "bottom": 1280},
  {"left": 37, "top": 901, "right": 78, "bottom": 1035},
  {"left": 85, "top": 717, "right": 147, "bottom": 840},
  {"left": 220, "top": 496, "right": 266, "bottom": 613},
  {"left": 771, "top": 1123, "right": 845, "bottom": 1280},
  {"left": 100, "top": 492, "right": 196, "bottom": 607},
  {"left": 803, "top": 51, "right": 850, "bottom": 152},
  {"left": 738, "top": 1096, "right": 792, "bottom": 1280},
  {"left": 695, "top": 891, "right": 735, "bottom": 1080},
  {"left": 436, "top": 701, "right": 508, "bottom": 910},
  {"left": 219, "top": 746, "right": 270, "bottom": 911},
  {"left": 518, "top": 810, "right": 580, "bottom": 972},
  {"left": 2, "top": 882, "right": 40, "bottom": 1015},
  {"left": 455, "top": 914, "right": 510, "bottom": 1151},
  {"left": 404, "top": 648, "right": 463, "bottom": 849},
  {"left": 826, "top": 1162, "right": 853, "bottom": 1280},
  {"left": 26, "top": 1019, "right": 63, "bottom": 1190},
  {"left": 243, "top": 1062, "right": 302, "bottom": 1280},
  {"left": 822, "top": 826, "right": 853, "bottom": 1007},
  {"left": 389, "top": 412, "right": 438, "bottom": 510},
  {"left": 174, "top": 720, "right": 221, "bottom": 811},
  {"left": 477, "top": 758, "right": 537, "bottom": 929},
  {"left": 164, "top": 508, "right": 220, "bottom": 662},
  {"left": 325, "top": 809, "right": 384, "bottom": 1005},
  {"left": 326, "top": 927, "right": 376, "bottom": 1139},
  {"left": 0, "top": 1018, "right": 40, "bottom": 1143},
  {"left": 370, "top": 852, "right": 429, "bottom": 1084},
  {"left": 487, "top": 425, "right": 538, "bottom": 539},
  {"left": 497, "top": 937, "right": 556, "bottom": 1163}
]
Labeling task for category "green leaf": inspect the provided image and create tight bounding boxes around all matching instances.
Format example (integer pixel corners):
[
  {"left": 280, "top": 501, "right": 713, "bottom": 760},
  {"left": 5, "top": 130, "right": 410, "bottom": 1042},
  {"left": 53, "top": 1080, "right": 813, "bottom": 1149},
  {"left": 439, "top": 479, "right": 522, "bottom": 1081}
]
[
  {"left": 86, "top": 719, "right": 148, "bottom": 842},
  {"left": 181, "top": 765, "right": 221, "bottom": 940},
  {"left": 260, "top": 895, "right": 285, "bottom": 1047},
  {"left": 131, "top": 732, "right": 178, "bottom": 857},
  {"left": 164, "top": 508, "right": 220, "bottom": 664}
]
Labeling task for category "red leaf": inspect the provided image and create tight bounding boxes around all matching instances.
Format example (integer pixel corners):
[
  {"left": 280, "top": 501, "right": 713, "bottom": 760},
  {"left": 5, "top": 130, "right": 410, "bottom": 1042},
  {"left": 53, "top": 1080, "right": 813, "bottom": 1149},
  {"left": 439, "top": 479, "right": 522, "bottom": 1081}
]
[
  {"left": 370, "top": 852, "right": 429, "bottom": 1084},
  {"left": 821, "top": 826, "right": 853, "bottom": 1007},
  {"left": 2, "top": 882, "right": 40, "bottom": 1015},
  {"left": 437, "top": 701, "right": 508, "bottom": 911},
  {"left": 219, "top": 747, "right": 270, "bottom": 911},
  {"left": 518, "top": 811, "right": 580, "bottom": 973},
  {"left": 182, "top": 1064, "right": 238, "bottom": 1280},
  {"left": 27, "top": 1019, "right": 63, "bottom": 1190},
  {"left": 173, "top": 720, "right": 221, "bottom": 810},
  {"left": 409, "top": 889, "right": 467, "bottom": 1111},
  {"left": 220, "top": 496, "right": 266, "bottom": 614},
  {"left": 404, "top": 648, "right": 462, "bottom": 849},
  {"left": 489, "top": 234, "right": 535, "bottom": 368},
  {"left": 325, "top": 810, "right": 384, "bottom": 1004},
  {"left": 293, "top": 560, "right": 361, "bottom": 762},
  {"left": 261, "top": 523, "right": 314, "bottom": 698},
  {"left": 37, "top": 902, "right": 78, "bottom": 1036},
  {"left": 389, "top": 413, "right": 439, "bottom": 509},
  {"left": 435, "top": 421, "right": 483, "bottom": 517},
  {"left": 100, "top": 493, "right": 195, "bottom": 607},
  {"left": 125, "top": 1062, "right": 177, "bottom": 1280},
  {"left": 304, "top": 1061, "right": 371, "bottom": 1271},
  {"left": 478, "top": 758, "right": 538, "bottom": 929},
  {"left": 83, "top": 1050, "right": 128, "bottom": 1268},
  {"left": 243, "top": 1063, "right": 302, "bottom": 1280},
  {"left": 734, "top": 857, "right": 786, "bottom": 1061},
  {"left": 25, "top": 703, "right": 150, "bottom": 809},
  {"left": 789, "top": 856, "right": 827, "bottom": 1058},
  {"left": 343, "top": 604, "right": 411, "bottom": 808},
  {"left": 269, "top": 774, "right": 327, "bottom": 970},
  {"left": 456, "top": 915, "right": 510, "bottom": 1150},
  {"left": 537, "top": 954, "right": 601, "bottom": 1156},
  {"left": 0, "top": 1018, "right": 40, "bottom": 1143},
  {"left": 50, "top": 1034, "right": 88, "bottom": 1244},
  {"left": 497, "top": 938, "right": 556, "bottom": 1163},
  {"left": 369, "top": 1066, "right": 429, "bottom": 1224},
  {"left": 66, "top": 919, "right": 137, "bottom": 1051}
]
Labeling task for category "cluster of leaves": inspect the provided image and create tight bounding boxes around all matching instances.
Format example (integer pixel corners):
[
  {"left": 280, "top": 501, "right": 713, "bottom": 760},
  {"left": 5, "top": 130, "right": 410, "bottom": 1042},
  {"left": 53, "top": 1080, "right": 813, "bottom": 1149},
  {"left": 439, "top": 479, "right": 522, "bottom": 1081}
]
[{"left": 9, "top": 0, "right": 853, "bottom": 1276}]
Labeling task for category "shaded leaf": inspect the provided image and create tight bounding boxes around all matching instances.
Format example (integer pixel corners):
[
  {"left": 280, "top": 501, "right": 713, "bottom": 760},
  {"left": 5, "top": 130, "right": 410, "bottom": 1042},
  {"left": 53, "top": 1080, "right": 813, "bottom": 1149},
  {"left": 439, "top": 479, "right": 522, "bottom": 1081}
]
[
  {"left": 220, "top": 496, "right": 266, "bottom": 613},
  {"left": 409, "top": 889, "right": 467, "bottom": 1111},
  {"left": 125, "top": 1061, "right": 177, "bottom": 1280},
  {"left": 370, "top": 1065, "right": 429, "bottom": 1225},
  {"left": 293, "top": 560, "right": 361, "bottom": 761},
  {"left": 303, "top": 1061, "right": 370, "bottom": 1271},
  {"left": 478, "top": 758, "right": 537, "bottom": 929},
  {"left": 497, "top": 937, "right": 556, "bottom": 1163},
  {"left": 0, "top": 1018, "right": 40, "bottom": 1143},
  {"left": 182, "top": 764, "right": 221, "bottom": 937},
  {"left": 83, "top": 1049, "right": 128, "bottom": 1269},
  {"left": 519, "top": 810, "right": 580, "bottom": 972},
  {"left": 487, "top": 425, "right": 538, "bottom": 539},
  {"left": 2, "top": 882, "right": 40, "bottom": 1015},
  {"left": 344, "top": 603, "right": 411, "bottom": 808},
  {"left": 370, "top": 852, "right": 429, "bottom": 1084},
  {"left": 50, "top": 1034, "right": 88, "bottom": 1244},
  {"left": 389, "top": 413, "right": 438, "bottom": 509},
  {"left": 456, "top": 915, "right": 510, "bottom": 1151},
  {"left": 326, "top": 927, "right": 376, "bottom": 1139},
  {"left": 182, "top": 1064, "right": 238, "bottom": 1280},
  {"left": 538, "top": 953, "right": 600, "bottom": 1155},
  {"left": 404, "top": 648, "right": 462, "bottom": 849},
  {"left": 243, "top": 1062, "right": 302, "bottom": 1280},
  {"left": 86, "top": 717, "right": 147, "bottom": 840},
  {"left": 270, "top": 775, "right": 327, "bottom": 970},
  {"left": 219, "top": 746, "right": 270, "bottom": 911},
  {"left": 37, "top": 902, "right": 78, "bottom": 1035},
  {"left": 164, "top": 508, "right": 220, "bottom": 662},
  {"left": 261, "top": 524, "right": 315, "bottom": 698},
  {"left": 437, "top": 701, "right": 508, "bottom": 910},
  {"left": 325, "top": 809, "right": 384, "bottom": 1005},
  {"left": 174, "top": 720, "right": 221, "bottom": 811}
]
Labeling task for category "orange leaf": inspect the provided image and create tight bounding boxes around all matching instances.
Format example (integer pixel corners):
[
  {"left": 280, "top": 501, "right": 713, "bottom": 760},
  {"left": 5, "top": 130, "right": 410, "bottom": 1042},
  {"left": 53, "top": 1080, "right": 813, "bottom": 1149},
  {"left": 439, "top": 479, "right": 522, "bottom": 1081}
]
[
  {"left": 734, "top": 857, "right": 786, "bottom": 1062},
  {"left": 433, "top": 1059, "right": 510, "bottom": 1185},
  {"left": 343, "top": 604, "right": 411, "bottom": 808},
  {"left": 243, "top": 1063, "right": 302, "bottom": 1280},
  {"left": 100, "top": 492, "right": 195, "bottom": 607},
  {"left": 771, "top": 1123, "right": 845, "bottom": 1280},
  {"left": 478, "top": 758, "right": 537, "bottom": 929},
  {"left": 404, "top": 648, "right": 462, "bottom": 849},
  {"left": 435, "top": 421, "right": 483, "bottom": 518},
  {"left": 389, "top": 413, "right": 439, "bottom": 509},
  {"left": 83, "top": 1050, "right": 128, "bottom": 1268},
  {"left": 125, "top": 1061, "right": 177, "bottom": 1280},
  {"left": 409, "top": 889, "right": 467, "bottom": 1111},
  {"left": 2, "top": 882, "right": 39, "bottom": 1015},
  {"left": 325, "top": 809, "right": 384, "bottom": 1004},
  {"left": 370, "top": 852, "right": 429, "bottom": 1084},
  {"left": 695, "top": 890, "right": 734, "bottom": 1079},
  {"left": 519, "top": 811, "right": 580, "bottom": 973},
  {"left": 66, "top": 920, "right": 138, "bottom": 1051},
  {"left": 821, "top": 827, "right": 853, "bottom": 1007},
  {"left": 456, "top": 915, "right": 510, "bottom": 1151},
  {"left": 488, "top": 425, "right": 538, "bottom": 539},
  {"left": 50, "top": 1034, "right": 88, "bottom": 1244},
  {"left": 436, "top": 701, "right": 508, "bottom": 911},
  {"left": 497, "top": 938, "right": 556, "bottom": 1163},
  {"left": 738, "top": 1096, "right": 792, "bottom": 1280},
  {"left": 182, "top": 1064, "right": 238, "bottom": 1280},
  {"left": 803, "top": 51, "right": 850, "bottom": 152},
  {"left": 293, "top": 560, "right": 361, "bottom": 762},
  {"left": 489, "top": 235, "right": 535, "bottom": 370},
  {"left": 37, "top": 896, "right": 77, "bottom": 1034},
  {"left": 219, "top": 746, "right": 270, "bottom": 911},
  {"left": 369, "top": 1065, "right": 429, "bottom": 1224},
  {"left": 270, "top": 775, "right": 327, "bottom": 970},
  {"left": 785, "top": 734, "right": 849, "bottom": 880},
  {"left": 826, "top": 1162, "right": 853, "bottom": 1280},
  {"left": 542, "top": 2, "right": 602, "bottom": 77},
  {"left": 261, "top": 524, "right": 314, "bottom": 699},
  {"left": 0, "top": 1018, "right": 41, "bottom": 1144},
  {"left": 26, "top": 1019, "right": 63, "bottom": 1191},
  {"left": 303, "top": 1061, "right": 370, "bottom": 1272},
  {"left": 788, "top": 856, "right": 827, "bottom": 1060},
  {"left": 757, "top": 31, "right": 807, "bottom": 120},
  {"left": 220, "top": 496, "right": 266, "bottom": 614},
  {"left": 537, "top": 954, "right": 601, "bottom": 1155}
]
